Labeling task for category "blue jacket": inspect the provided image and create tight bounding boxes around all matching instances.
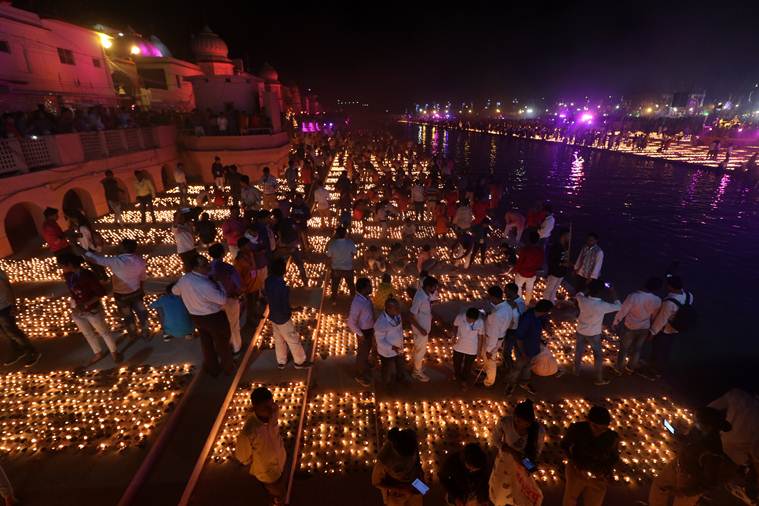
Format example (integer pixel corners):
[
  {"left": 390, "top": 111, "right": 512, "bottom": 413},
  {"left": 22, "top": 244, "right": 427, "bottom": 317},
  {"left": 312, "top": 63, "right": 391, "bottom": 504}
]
[
  {"left": 515, "top": 309, "right": 544, "bottom": 358},
  {"left": 264, "top": 275, "right": 291, "bottom": 325}
]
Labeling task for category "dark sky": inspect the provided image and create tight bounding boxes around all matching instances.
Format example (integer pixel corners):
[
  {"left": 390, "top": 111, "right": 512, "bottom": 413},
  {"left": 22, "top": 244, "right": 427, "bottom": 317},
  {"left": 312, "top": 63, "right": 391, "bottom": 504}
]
[{"left": 14, "top": 0, "right": 759, "bottom": 110}]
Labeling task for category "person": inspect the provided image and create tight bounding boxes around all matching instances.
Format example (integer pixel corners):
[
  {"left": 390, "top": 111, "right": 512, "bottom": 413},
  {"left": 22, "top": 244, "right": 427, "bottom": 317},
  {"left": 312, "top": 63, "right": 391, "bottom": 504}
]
[
  {"left": 433, "top": 200, "right": 450, "bottom": 237},
  {"left": 313, "top": 180, "right": 331, "bottom": 227},
  {"left": 150, "top": 283, "right": 193, "bottom": 342},
  {"left": 172, "top": 211, "right": 197, "bottom": 271},
  {"left": 196, "top": 212, "right": 216, "bottom": 249},
  {"left": 263, "top": 258, "right": 311, "bottom": 370},
  {"left": 227, "top": 165, "right": 242, "bottom": 206},
  {"left": 235, "top": 387, "right": 287, "bottom": 506},
  {"left": 196, "top": 185, "right": 212, "bottom": 207},
  {"left": 209, "top": 243, "right": 243, "bottom": 354},
  {"left": 646, "top": 275, "right": 693, "bottom": 380},
  {"left": 134, "top": 170, "right": 156, "bottom": 224},
  {"left": 83, "top": 238, "right": 150, "bottom": 341},
  {"left": 452, "top": 307, "right": 485, "bottom": 389},
  {"left": 240, "top": 175, "right": 262, "bottom": 212},
  {"left": 708, "top": 388, "right": 759, "bottom": 498},
  {"left": 544, "top": 228, "right": 571, "bottom": 303},
  {"left": 502, "top": 283, "right": 525, "bottom": 367},
  {"left": 222, "top": 205, "right": 246, "bottom": 259},
  {"left": 482, "top": 286, "right": 513, "bottom": 388},
  {"left": 374, "top": 273, "right": 395, "bottom": 312},
  {"left": 612, "top": 277, "right": 662, "bottom": 374},
  {"left": 574, "top": 279, "right": 621, "bottom": 386},
  {"left": 505, "top": 300, "right": 553, "bottom": 395},
  {"left": 174, "top": 162, "right": 188, "bottom": 204},
  {"left": 235, "top": 237, "right": 263, "bottom": 322},
  {"left": 649, "top": 407, "right": 734, "bottom": 506},
  {"left": 372, "top": 428, "right": 424, "bottom": 506},
  {"left": 270, "top": 208, "right": 308, "bottom": 285},
  {"left": 440, "top": 443, "right": 491, "bottom": 506},
  {"left": 573, "top": 233, "right": 604, "bottom": 288},
  {"left": 374, "top": 298, "right": 407, "bottom": 389},
  {"left": 365, "top": 245, "right": 387, "bottom": 272},
  {"left": 561, "top": 406, "right": 620, "bottom": 506},
  {"left": 512, "top": 230, "right": 544, "bottom": 305},
  {"left": 347, "top": 277, "right": 375, "bottom": 387},
  {"left": 211, "top": 156, "right": 225, "bottom": 188},
  {"left": 101, "top": 170, "right": 124, "bottom": 224},
  {"left": 58, "top": 253, "right": 121, "bottom": 365},
  {"left": 172, "top": 254, "right": 234, "bottom": 376},
  {"left": 326, "top": 227, "right": 357, "bottom": 304},
  {"left": 259, "top": 166, "right": 278, "bottom": 210},
  {"left": 411, "top": 180, "right": 425, "bottom": 219},
  {"left": 41, "top": 207, "right": 71, "bottom": 257},
  {"left": 0, "top": 269, "right": 41, "bottom": 367},
  {"left": 452, "top": 199, "right": 474, "bottom": 234},
  {"left": 408, "top": 275, "right": 438, "bottom": 383},
  {"left": 416, "top": 244, "right": 438, "bottom": 273},
  {"left": 401, "top": 219, "right": 417, "bottom": 242},
  {"left": 289, "top": 193, "right": 310, "bottom": 250},
  {"left": 537, "top": 203, "right": 555, "bottom": 246},
  {"left": 490, "top": 400, "right": 546, "bottom": 506},
  {"left": 503, "top": 210, "right": 525, "bottom": 245}
]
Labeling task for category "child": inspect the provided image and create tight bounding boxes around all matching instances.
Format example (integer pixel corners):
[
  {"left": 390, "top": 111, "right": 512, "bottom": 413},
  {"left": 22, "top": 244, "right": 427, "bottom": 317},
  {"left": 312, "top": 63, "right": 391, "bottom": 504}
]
[
  {"left": 373, "top": 273, "right": 395, "bottom": 311},
  {"left": 452, "top": 307, "right": 485, "bottom": 389},
  {"left": 416, "top": 244, "right": 438, "bottom": 274},
  {"left": 196, "top": 212, "right": 216, "bottom": 249},
  {"left": 150, "top": 283, "right": 194, "bottom": 342},
  {"left": 365, "top": 245, "right": 386, "bottom": 272},
  {"left": 401, "top": 218, "right": 417, "bottom": 242}
]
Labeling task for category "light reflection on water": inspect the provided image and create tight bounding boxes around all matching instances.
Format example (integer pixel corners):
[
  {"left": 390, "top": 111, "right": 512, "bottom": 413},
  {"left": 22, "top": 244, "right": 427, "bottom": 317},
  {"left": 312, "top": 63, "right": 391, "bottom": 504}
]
[{"left": 402, "top": 123, "right": 759, "bottom": 377}]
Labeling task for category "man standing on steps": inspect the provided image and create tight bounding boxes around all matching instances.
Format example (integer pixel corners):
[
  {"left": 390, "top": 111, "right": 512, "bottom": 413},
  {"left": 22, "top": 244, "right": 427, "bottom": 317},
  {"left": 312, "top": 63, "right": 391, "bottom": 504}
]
[
  {"left": 133, "top": 170, "right": 156, "bottom": 224},
  {"left": 646, "top": 275, "right": 693, "bottom": 381},
  {"left": 100, "top": 170, "right": 124, "bottom": 224},
  {"left": 574, "top": 280, "right": 621, "bottom": 386},
  {"left": 259, "top": 166, "right": 278, "bottom": 210},
  {"left": 408, "top": 275, "right": 439, "bottom": 383},
  {"left": 172, "top": 255, "right": 234, "bottom": 377},
  {"left": 82, "top": 239, "right": 150, "bottom": 342},
  {"left": 235, "top": 387, "right": 287, "bottom": 506},
  {"left": 0, "top": 268, "right": 41, "bottom": 367},
  {"left": 611, "top": 277, "right": 662, "bottom": 375},
  {"left": 264, "top": 258, "right": 311, "bottom": 370},
  {"left": 326, "top": 227, "right": 357, "bottom": 305},
  {"left": 347, "top": 277, "right": 375, "bottom": 387}
]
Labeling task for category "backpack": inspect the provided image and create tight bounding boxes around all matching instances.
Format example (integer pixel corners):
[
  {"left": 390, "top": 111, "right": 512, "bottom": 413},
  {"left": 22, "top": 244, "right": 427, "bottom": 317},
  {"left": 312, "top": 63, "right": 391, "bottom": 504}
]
[{"left": 665, "top": 292, "right": 697, "bottom": 332}]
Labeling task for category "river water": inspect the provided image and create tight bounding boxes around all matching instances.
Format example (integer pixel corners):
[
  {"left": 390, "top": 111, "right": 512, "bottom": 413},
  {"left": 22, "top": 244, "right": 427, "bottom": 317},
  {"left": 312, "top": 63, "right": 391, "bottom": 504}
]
[{"left": 398, "top": 123, "right": 759, "bottom": 396}]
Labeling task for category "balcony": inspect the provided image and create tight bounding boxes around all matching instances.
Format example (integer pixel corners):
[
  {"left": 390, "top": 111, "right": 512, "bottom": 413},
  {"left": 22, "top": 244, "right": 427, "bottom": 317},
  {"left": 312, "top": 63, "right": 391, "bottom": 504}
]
[{"left": 0, "top": 127, "right": 166, "bottom": 175}]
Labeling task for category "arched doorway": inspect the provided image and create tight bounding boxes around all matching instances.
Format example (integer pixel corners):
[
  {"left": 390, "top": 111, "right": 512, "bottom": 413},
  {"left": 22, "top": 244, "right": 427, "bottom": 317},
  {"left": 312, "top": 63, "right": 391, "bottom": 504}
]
[
  {"left": 62, "top": 188, "right": 96, "bottom": 219},
  {"left": 5, "top": 202, "right": 42, "bottom": 253},
  {"left": 160, "top": 164, "right": 172, "bottom": 189}
]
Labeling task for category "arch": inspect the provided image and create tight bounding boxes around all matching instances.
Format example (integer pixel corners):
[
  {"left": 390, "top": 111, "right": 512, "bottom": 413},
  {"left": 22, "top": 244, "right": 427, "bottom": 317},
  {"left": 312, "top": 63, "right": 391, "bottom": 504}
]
[
  {"left": 4, "top": 202, "right": 43, "bottom": 254},
  {"left": 62, "top": 188, "right": 96, "bottom": 219}
]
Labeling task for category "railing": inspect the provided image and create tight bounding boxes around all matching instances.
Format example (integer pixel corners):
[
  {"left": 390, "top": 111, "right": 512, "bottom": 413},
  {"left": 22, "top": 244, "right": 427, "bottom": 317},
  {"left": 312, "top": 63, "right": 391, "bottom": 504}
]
[{"left": 0, "top": 127, "right": 168, "bottom": 175}]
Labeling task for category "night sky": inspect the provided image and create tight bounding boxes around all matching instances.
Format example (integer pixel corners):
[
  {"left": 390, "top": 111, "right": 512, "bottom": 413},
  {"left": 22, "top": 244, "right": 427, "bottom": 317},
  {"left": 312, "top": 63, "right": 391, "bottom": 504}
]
[{"left": 13, "top": 0, "right": 759, "bottom": 110}]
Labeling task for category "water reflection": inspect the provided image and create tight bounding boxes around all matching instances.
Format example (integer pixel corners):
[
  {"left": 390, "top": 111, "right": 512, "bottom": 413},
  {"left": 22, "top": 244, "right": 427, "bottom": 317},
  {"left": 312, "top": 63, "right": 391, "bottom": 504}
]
[
  {"left": 567, "top": 151, "right": 585, "bottom": 194},
  {"left": 711, "top": 173, "right": 731, "bottom": 210}
]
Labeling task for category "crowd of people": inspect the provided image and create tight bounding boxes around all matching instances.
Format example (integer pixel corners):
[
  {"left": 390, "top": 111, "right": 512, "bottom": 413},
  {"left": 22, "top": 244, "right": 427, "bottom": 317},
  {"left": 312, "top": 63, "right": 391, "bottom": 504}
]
[{"left": 0, "top": 126, "right": 753, "bottom": 506}]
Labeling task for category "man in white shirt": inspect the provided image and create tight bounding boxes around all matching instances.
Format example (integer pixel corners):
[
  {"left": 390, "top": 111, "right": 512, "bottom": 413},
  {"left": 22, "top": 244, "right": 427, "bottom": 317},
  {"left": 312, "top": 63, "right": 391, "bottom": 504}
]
[
  {"left": 313, "top": 180, "right": 331, "bottom": 227},
  {"left": 573, "top": 233, "right": 604, "bottom": 288},
  {"left": 574, "top": 279, "right": 621, "bottom": 386},
  {"left": 411, "top": 180, "right": 425, "bottom": 219},
  {"left": 83, "top": 239, "right": 150, "bottom": 341},
  {"left": 347, "top": 278, "right": 375, "bottom": 387},
  {"left": 174, "top": 162, "right": 188, "bottom": 204},
  {"left": 647, "top": 275, "right": 693, "bottom": 380},
  {"left": 259, "top": 166, "right": 278, "bottom": 210},
  {"left": 612, "top": 277, "right": 662, "bottom": 374},
  {"left": 172, "top": 211, "right": 197, "bottom": 271},
  {"left": 373, "top": 298, "right": 406, "bottom": 389},
  {"left": 326, "top": 227, "right": 357, "bottom": 304},
  {"left": 482, "top": 286, "right": 514, "bottom": 388},
  {"left": 240, "top": 175, "right": 262, "bottom": 211},
  {"left": 235, "top": 387, "right": 286, "bottom": 504},
  {"left": 452, "top": 307, "right": 485, "bottom": 390},
  {"left": 408, "top": 276, "right": 439, "bottom": 382},
  {"left": 172, "top": 255, "right": 234, "bottom": 376},
  {"left": 537, "top": 203, "right": 555, "bottom": 242}
]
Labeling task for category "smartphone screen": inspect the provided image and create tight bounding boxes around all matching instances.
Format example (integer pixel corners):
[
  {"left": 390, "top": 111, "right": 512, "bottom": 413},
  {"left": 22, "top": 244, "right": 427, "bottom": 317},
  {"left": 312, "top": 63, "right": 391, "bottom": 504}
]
[
  {"left": 663, "top": 419, "right": 675, "bottom": 434},
  {"left": 521, "top": 457, "right": 537, "bottom": 472},
  {"left": 412, "top": 478, "right": 429, "bottom": 495}
]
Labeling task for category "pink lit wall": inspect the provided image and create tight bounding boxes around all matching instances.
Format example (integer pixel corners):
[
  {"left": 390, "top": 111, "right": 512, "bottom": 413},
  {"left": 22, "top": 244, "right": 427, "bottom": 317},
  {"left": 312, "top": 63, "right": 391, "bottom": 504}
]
[
  {"left": 0, "top": 3, "right": 117, "bottom": 111},
  {"left": 188, "top": 74, "right": 262, "bottom": 113}
]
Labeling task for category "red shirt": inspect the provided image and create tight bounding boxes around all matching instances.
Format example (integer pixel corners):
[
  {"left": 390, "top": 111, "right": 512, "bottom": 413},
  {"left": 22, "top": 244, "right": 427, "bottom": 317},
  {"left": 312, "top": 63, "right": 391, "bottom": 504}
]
[
  {"left": 42, "top": 219, "right": 69, "bottom": 252},
  {"left": 301, "top": 165, "right": 313, "bottom": 184},
  {"left": 222, "top": 217, "right": 246, "bottom": 246},
  {"left": 514, "top": 245, "right": 545, "bottom": 278},
  {"left": 526, "top": 210, "right": 547, "bottom": 228}
]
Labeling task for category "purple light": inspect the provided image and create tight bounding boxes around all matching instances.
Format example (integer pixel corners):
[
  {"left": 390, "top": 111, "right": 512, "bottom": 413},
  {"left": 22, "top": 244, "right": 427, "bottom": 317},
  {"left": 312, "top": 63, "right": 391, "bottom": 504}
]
[
  {"left": 580, "top": 113, "right": 593, "bottom": 123},
  {"left": 558, "top": 113, "right": 567, "bottom": 119}
]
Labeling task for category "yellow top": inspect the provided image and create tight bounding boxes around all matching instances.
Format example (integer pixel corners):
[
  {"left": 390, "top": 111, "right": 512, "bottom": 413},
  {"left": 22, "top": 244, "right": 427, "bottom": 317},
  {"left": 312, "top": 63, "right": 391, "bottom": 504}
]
[
  {"left": 134, "top": 178, "right": 155, "bottom": 198},
  {"left": 373, "top": 282, "right": 395, "bottom": 311}
]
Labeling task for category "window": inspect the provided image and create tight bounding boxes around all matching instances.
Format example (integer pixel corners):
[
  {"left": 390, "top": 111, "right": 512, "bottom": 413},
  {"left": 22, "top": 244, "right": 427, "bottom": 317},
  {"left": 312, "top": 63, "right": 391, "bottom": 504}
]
[
  {"left": 137, "top": 67, "right": 167, "bottom": 90},
  {"left": 0, "top": 41, "right": 9, "bottom": 53},
  {"left": 175, "top": 75, "right": 181, "bottom": 88},
  {"left": 57, "top": 48, "right": 75, "bottom": 65},
  {"left": 92, "top": 58, "right": 101, "bottom": 68}
]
